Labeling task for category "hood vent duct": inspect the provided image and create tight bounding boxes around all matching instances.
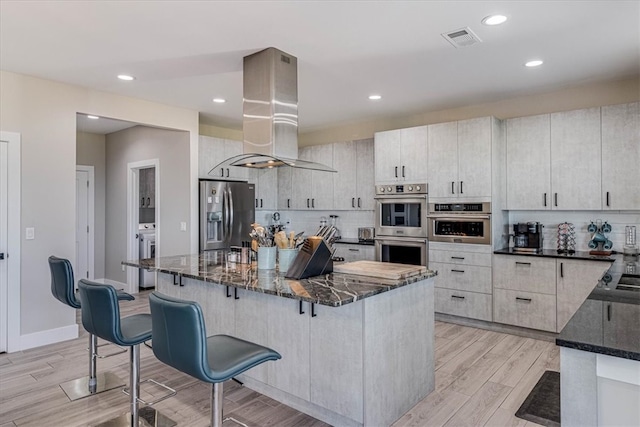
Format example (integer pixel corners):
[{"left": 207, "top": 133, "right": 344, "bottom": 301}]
[{"left": 209, "top": 47, "right": 336, "bottom": 174}]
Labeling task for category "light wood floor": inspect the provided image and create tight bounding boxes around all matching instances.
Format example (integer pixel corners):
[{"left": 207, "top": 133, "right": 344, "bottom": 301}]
[{"left": 0, "top": 290, "right": 556, "bottom": 426}]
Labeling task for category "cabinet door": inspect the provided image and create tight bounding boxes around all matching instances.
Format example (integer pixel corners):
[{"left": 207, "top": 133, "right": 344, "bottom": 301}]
[
  {"left": 400, "top": 126, "right": 428, "bottom": 182},
  {"left": 427, "top": 122, "right": 458, "bottom": 199},
  {"left": 355, "top": 139, "right": 375, "bottom": 210},
  {"left": 291, "top": 147, "right": 313, "bottom": 209},
  {"left": 333, "top": 141, "right": 358, "bottom": 210},
  {"left": 234, "top": 288, "right": 270, "bottom": 382},
  {"left": 310, "top": 144, "right": 334, "bottom": 210},
  {"left": 492, "top": 255, "right": 556, "bottom": 295},
  {"left": 601, "top": 102, "right": 640, "bottom": 210},
  {"left": 556, "top": 259, "right": 612, "bottom": 332},
  {"left": 550, "top": 108, "right": 602, "bottom": 210},
  {"left": 224, "top": 139, "right": 248, "bottom": 180},
  {"left": 493, "top": 288, "right": 556, "bottom": 332},
  {"left": 277, "top": 166, "right": 293, "bottom": 210},
  {"left": 255, "top": 168, "right": 278, "bottom": 210},
  {"left": 458, "top": 117, "right": 492, "bottom": 198},
  {"left": 374, "top": 130, "right": 402, "bottom": 183},
  {"left": 603, "top": 301, "right": 640, "bottom": 352},
  {"left": 200, "top": 135, "right": 228, "bottom": 179},
  {"left": 506, "top": 115, "right": 551, "bottom": 209}
]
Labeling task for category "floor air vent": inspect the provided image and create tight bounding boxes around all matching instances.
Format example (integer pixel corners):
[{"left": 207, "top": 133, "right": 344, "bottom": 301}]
[{"left": 442, "top": 27, "right": 482, "bottom": 48}]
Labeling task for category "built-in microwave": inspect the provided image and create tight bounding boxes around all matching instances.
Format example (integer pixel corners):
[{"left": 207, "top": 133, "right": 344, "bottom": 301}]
[
  {"left": 428, "top": 202, "right": 491, "bottom": 245},
  {"left": 375, "top": 183, "right": 428, "bottom": 238},
  {"left": 375, "top": 236, "right": 428, "bottom": 266}
]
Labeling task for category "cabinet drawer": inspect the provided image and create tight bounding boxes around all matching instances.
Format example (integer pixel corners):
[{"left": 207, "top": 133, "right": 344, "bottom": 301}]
[
  {"left": 493, "top": 255, "right": 556, "bottom": 294},
  {"left": 435, "top": 288, "right": 492, "bottom": 322},
  {"left": 430, "top": 262, "right": 492, "bottom": 294},
  {"left": 493, "top": 289, "right": 556, "bottom": 332},
  {"left": 335, "top": 244, "right": 375, "bottom": 262},
  {"left": 429, "top": 250, "right": 492, "bottom": 267}
]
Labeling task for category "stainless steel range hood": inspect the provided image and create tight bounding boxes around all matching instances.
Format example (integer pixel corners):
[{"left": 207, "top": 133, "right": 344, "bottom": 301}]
[{"left": 209, "top": 47, "right": 335, "bottom": 174}]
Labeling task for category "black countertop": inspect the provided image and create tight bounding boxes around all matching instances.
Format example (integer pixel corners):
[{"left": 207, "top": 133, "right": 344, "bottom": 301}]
[
  {"left": 123, "top": 252, "right": 436, "bottom": 308},
  {"left": 493, "top": 247, "right": 616, "bottom": 262}
]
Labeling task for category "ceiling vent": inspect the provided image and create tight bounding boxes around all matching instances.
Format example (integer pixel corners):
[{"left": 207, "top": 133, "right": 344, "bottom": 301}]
[{"left": 442, "top": 27, "right": 482, "bottom": 48}]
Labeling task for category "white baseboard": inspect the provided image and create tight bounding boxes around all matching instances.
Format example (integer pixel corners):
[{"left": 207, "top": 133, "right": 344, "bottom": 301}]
[{"left": 19, "top": 324, "right": 79, "bottom": 351}]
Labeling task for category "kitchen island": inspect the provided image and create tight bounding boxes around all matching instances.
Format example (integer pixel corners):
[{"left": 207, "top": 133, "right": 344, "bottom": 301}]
[{"left": 124, "top": 252, "right": 437, "bottom": 427}]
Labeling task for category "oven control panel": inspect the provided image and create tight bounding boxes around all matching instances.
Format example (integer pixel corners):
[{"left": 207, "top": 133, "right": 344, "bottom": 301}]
[{"left": 376, "top": 183, "right": 427, "bottom": 195}]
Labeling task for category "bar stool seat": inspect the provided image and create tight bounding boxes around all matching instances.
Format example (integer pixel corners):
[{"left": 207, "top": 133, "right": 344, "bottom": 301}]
[
  {"left": 78, "top": 279, "right": 176, "bottom": 427},
  {"left": 48, "top": 255, "right": 134, "bottom": 401},
  {"left": 149, "top": 291, "right": 281, "bottom": 427}
]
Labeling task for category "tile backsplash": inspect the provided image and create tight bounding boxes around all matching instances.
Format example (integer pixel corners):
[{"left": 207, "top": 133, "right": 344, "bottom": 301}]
[
  {"left": 255, "top": 209, "right": 374, "bottom": 239},
  {"left": 509, "top": 211, "right": 640, "bottom": 252}
]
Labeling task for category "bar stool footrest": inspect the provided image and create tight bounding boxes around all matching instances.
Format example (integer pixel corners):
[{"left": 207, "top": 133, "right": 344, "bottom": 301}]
[
  {"left": 87, "top": 341, "right": 128, "bottom": 358},
  {"left": 123, "top": 378, "right": 177, "bottom": 406}
]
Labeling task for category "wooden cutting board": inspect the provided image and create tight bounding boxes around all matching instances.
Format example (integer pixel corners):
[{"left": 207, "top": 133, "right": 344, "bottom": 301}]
[{"left": 333, "top": 260, "right": 427, "bottom": 280}]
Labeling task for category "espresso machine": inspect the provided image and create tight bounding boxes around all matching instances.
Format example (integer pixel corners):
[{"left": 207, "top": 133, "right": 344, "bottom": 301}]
[{"left": 513, "top": 222, "right": 544, "bottom": 253}]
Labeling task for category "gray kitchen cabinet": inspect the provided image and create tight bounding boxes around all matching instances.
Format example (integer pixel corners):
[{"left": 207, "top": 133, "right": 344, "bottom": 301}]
[
  {"left": 333, "top": 139, "right": 375, "bottom": 210},
  {"left": 556, "top": 259, "right": 611, "bottom": 332},
  {"left": 198, "top": 135, "right": 248, "bottom": 181},
  {"left": 289, "top": 145, "right": 334, "bottom": 210},
  {"left": 335, "top": 244, "right": 375, "bottom": 262},
  {"left": 139, "top": 167, "right": 155, "bottom": 208},
  {"left": 374, "top": 125, "right": 427, "bottom": 184},
  {"left": 430, "top": 244, "right": 492, "bottom": 321},
  {"left": 428, "top": 118, "right": 493, "bottom": 200},
  {"left": 493, "top": 288, "right": 557, "bottom": 332},
  {"left": 601, "top": 102, "right": 640, "bottom": 210},
  {"left": 506, "top": 114, "right": 552, "bottom": 210},
  {"left": 603, "top": 301, "right": 640, "bottom": 353},
  {"left": 277, "top": 165, "right": 293, "bottom": 209},
  {"left": 550, "top": 107, "right": 602, "bottom": 210},
  {"left": 234, "top": 288, "right": 270, "bottom": 383},
  {"left": 493, "top": 255, "right": 557, "bottom": 295},
  {"left": 252, "top": 168, "right": 277, "bottom": 210}
]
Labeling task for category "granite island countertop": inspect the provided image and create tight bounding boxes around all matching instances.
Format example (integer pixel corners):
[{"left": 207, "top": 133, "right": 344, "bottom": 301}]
[
  {"left": 124, "top": 252, "right": 436, "bottom": 307},
  {"left": 556, "top": 253, "right": 640, "bottom": 361}
]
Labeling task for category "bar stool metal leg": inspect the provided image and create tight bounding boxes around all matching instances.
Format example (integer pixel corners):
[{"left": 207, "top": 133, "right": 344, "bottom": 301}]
[
  {"left": 130, "top": 344, "right": 140, "bottom": 427},
  {"left": 212, "top": 382, "right": 248, "bottom": 427}
]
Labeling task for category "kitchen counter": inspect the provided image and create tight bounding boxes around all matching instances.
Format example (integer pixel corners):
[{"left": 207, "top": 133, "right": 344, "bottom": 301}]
[
  {"left": 125, "top": 252, "right": 436, "bottom": 426},
  {"left": 494, "top": 247, "right": 616, "bottom": 262},
  {"left": 124, "top": 251, "right": 435, "bottom": 307}
]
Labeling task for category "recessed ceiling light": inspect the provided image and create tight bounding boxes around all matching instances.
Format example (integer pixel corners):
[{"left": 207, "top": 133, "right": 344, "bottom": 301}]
[
  {"left": 525, "top": 60, "right": 544, "bottom": 67},
  {"left": 482, "top": 15, "right": 507, "bottom": 26},
  {"left": 369, "top": 95, "right": 382, "bottom": 100},
  {"left": 87, "top": 115, "right": 99, "bottom": 119},
  {"left": 212, "top": 98, "right": 226, "bottom": 103},
  {"left": 117, "top": 74, "right": 135, "bottom": 81}
]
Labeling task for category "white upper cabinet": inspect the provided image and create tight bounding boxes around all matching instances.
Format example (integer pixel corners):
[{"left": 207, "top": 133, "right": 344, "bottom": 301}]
[
  {"left": 333, "top": 139, "right": 375, "bottom": 210},
  {"left": 601, "top": 102, "right": 640, "bottom": 210},
  {"left": 282, "top": 144, "right": 334, "bottom": 210},
  {"left": 506, "top": 114, "right": 552, "bottom": 210},
  {"left": 199, "top": 136, "right": 248, "bottom": 181},
  {"left": 253, "top": 168, "right": 278, "bottom": 210},
  {"left": 428, "top": 118, "right": 492, "bottom": 200},
  {"left": 550, "top": 107, "right": 602, "bottom": 210},
  {"left": 374, "top": 126, "right": 427, "bottom": 184}
]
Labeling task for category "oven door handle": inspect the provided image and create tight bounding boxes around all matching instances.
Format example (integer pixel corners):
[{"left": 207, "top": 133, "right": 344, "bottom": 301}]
[
  {"left": 428, "top": 214, "right": 491, "bottom": 220},
  {"left": 375, "top": 237, "right": 428, "bottom": 245}
]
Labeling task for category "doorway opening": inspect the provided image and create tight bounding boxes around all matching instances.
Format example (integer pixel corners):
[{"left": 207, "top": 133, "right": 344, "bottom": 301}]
[{"left": 75, "top": 166, "right": 95, "bottom": 288}]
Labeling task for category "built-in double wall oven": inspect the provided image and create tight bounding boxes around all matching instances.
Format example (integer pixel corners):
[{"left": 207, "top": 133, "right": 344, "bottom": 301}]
[
  {"left": 428, "top": 202, "right": 491, "bottom": 245},
  {"left": 375, "top": 183, "right": 428, "bottom": 266}
]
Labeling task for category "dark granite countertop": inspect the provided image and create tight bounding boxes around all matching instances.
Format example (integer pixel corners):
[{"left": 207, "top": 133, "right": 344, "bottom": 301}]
[
  {"left": 556, "top": 253, "right": 640, "bottom": 361},
  {"left": 494, "top": 247, "right": 616, "bottom": 262},
  {"left": 123, "top": 252, "right": 436, "bottom": 307},
  {"left": 334, "top": 238, "right": 375, "bottom": 246}
]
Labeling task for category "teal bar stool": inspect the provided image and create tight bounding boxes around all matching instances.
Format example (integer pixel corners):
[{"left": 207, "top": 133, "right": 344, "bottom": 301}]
[
  {"left": 48, "top": 255, "right": 134, "bottom": 401},
  {"left": 148, "top": 291, "right": 281, "bottom": 427},
  {"left": 78, "top": 279, "right": 176, "bottom": 427}
]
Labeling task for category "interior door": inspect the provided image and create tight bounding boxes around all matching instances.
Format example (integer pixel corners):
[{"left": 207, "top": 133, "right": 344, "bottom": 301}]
[
  {"left": 76, "top": 170, "right": 89, "bottom": 287},
  {"left": 0, "top": 141, "right": 8, "bottom": 352}
]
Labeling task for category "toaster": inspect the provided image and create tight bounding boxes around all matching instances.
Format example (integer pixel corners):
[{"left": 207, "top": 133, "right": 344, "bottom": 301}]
[{"left": 358, "top": 227, "right": 375, "bottom": 242}]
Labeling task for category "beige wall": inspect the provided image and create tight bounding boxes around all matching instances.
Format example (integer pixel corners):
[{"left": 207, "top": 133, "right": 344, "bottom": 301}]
[
  {"left": 0, "top": 70, "right": 198, "bottom": 340},
  {"left": 199, "top": 123, "right": 243, "bottom": 140},
  {"left": 76, "top": 131, "right": 107, "bottom": 280}
]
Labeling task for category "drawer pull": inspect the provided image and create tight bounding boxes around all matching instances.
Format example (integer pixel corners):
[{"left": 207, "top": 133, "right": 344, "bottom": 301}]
[
  {"left": 451, "top": 295, "right": 466, "bottom": 300},
  {"left": 516, "top": 297, "right": 532, "bottom": 303},
  {"left": 451, "top": 269, "right": 465, "bottom": 273},
  {"left": 515, "top": 262, "right": 531, "bottom": 266},
  {"left": 348, "top": 248, "right": 359, "bottom": 252},
  {"left": 451, "top": 256, "right": 465, "bottom": 260}
]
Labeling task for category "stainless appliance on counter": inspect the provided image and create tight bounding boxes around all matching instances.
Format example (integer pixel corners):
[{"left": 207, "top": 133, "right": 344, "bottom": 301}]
[
  {"left": 375, "top": 183, "right": 428, "bottom": 266},
  {"left": 199, "top": 180, "right": 255, "bottom": 251},
  {"left": 358, "top": 227, "right": 375, "bottom": 243},
  {"left": 428, "top": 202, "right": 491, "bottom": 245},
  {"left": 513, "top": 222, "right": 544, "bottom": 253},
  {"left": 138, "top": 223, "right": 156, "bottom": 289}
]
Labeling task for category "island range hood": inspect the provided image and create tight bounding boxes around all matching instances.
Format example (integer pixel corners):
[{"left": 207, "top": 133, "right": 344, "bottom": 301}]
[{"left": 209, "top": 47, "right": 336, "bottom": 174}]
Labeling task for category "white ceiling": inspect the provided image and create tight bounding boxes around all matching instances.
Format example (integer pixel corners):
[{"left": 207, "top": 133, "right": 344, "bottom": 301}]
[{"left": 1, "top": 1, "right": 638, "bottom": 135}]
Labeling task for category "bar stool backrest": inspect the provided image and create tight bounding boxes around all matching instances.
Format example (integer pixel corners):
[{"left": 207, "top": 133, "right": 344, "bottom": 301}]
[
  {"left": 48, "top": 256, "right": 81, "bottom": 309},
  {"left": 78, "top": 279, "right": 124, "bottom": 345},
  {"left": 149, "top": 292, "right": 211, "bottom": 383}
]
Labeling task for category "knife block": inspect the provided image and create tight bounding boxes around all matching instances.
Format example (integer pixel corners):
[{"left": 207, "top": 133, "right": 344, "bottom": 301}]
[{"left": 285, "top": 236, "right": 333, "bottom": 279}]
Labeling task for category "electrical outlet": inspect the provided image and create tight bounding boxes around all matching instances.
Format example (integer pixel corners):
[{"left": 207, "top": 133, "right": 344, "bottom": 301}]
[
  {"left": 25, "top": 227, "right": 35, "bottom": 240},
  {"left": 180, "top": 221, "right": 187, "bottom": 231},
  {"left": 121, "top": 264, "right": 126, "bottom": 272}
]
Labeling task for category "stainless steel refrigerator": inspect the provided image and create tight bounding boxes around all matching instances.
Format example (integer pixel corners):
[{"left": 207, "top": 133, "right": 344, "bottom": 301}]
[{"left": 200, "top": 180, "right": 255, "bottom": 251}]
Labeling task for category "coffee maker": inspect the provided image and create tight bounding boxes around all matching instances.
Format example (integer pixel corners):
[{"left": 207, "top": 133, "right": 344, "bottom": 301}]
[{"left": 513, "top": 222, "right": 544, "bottom": 253}]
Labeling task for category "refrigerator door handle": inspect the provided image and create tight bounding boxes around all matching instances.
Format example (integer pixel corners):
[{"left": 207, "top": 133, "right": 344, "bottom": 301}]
[
  {"left": 223, "top": 187, "right": 230, "bottom": 244},
  {"left": 227, "top": 187, "right": 235, "bottom": 244}
]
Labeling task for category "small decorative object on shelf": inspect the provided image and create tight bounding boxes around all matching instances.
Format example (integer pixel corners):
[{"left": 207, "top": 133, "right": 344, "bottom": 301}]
[
  {"left": 557, "top": 222, "right": 576, "bottom": 254},
  {"left": 587, "top": 220, "right": 613, "bottom": 255},
  {"left": 624, "top": 225, "right": 638, "bottom": 256}
]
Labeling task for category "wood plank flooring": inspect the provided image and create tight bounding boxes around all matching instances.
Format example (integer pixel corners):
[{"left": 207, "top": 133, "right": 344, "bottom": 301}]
[{"left": 0, "top": 290, "right": 557, "bottom": 426}]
